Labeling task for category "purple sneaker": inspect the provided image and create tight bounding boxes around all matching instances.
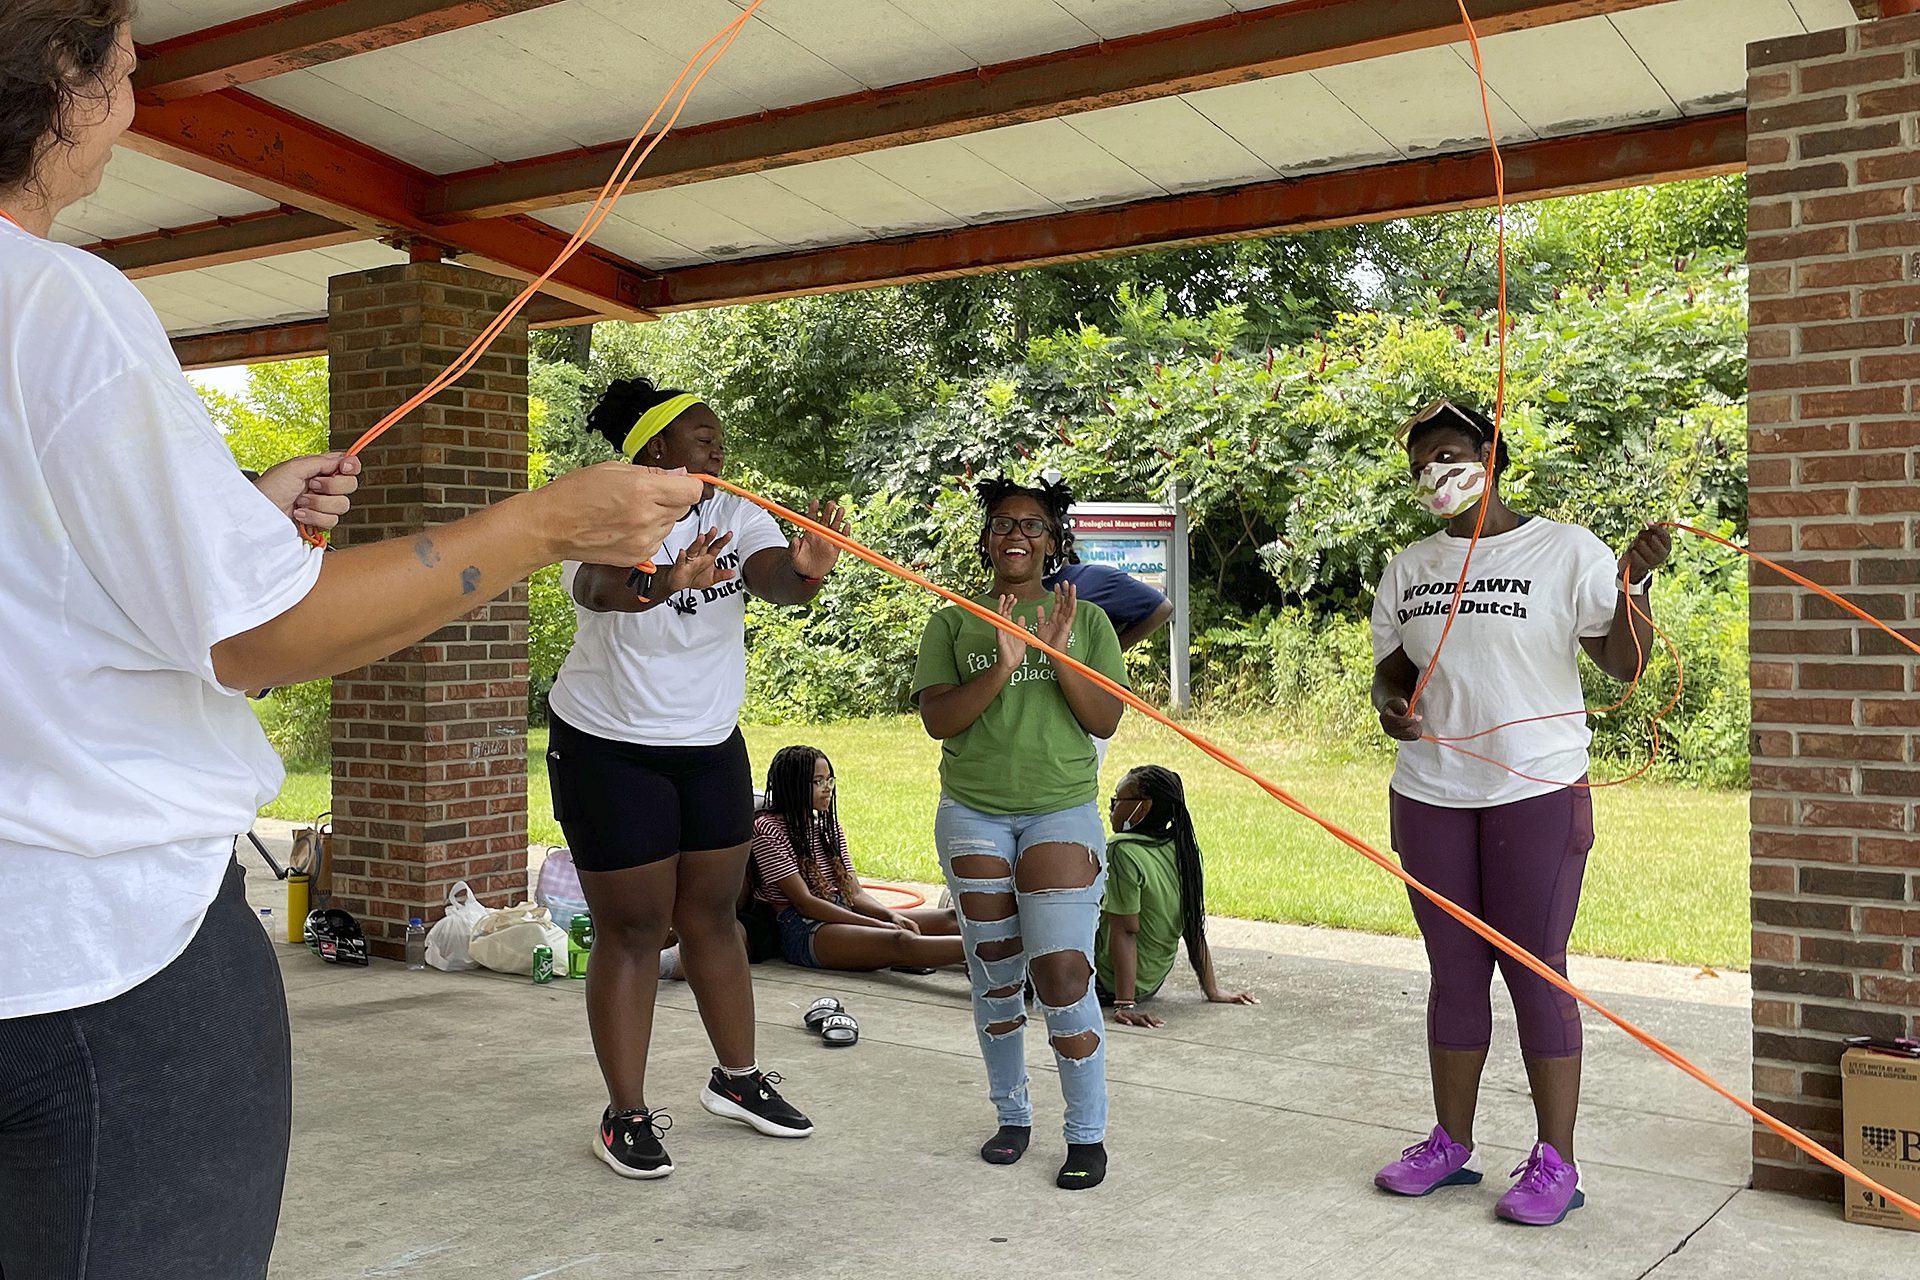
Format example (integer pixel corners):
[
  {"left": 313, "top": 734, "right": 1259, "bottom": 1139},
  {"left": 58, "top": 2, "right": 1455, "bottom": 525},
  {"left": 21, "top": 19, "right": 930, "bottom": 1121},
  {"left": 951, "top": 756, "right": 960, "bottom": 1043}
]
[
  {"left": 1495, "top": 1142, "right": 1585, "bottom": 1226},
  {"left": 1375, "top": 1124, "right": 1483, "bottom": 1196}
]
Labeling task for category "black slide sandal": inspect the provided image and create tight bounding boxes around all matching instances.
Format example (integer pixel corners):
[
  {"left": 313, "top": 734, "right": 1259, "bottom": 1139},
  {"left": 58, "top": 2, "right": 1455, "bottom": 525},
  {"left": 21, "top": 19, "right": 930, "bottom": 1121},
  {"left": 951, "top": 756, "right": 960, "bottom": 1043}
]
[
  {"left": 803, "top": 996, "right": 843, "bottom": 1033},
  {"left": 817, "top": 1012, "right": 859, "bottom": 1047}
]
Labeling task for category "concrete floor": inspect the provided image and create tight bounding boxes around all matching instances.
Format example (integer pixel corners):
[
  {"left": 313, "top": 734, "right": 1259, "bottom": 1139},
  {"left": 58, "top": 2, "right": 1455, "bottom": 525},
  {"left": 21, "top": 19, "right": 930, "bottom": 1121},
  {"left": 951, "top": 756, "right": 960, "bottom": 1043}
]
[{"left": 240, "top": 841, "right": 1919, "bottom": 1279}]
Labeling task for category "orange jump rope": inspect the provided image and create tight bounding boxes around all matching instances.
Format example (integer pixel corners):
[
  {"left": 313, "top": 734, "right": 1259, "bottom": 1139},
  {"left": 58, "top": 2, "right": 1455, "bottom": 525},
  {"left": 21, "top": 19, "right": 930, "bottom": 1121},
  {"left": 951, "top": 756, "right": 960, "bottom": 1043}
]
[{"left": 324, "top": 0, "right": 1920, "bottom": 1220}]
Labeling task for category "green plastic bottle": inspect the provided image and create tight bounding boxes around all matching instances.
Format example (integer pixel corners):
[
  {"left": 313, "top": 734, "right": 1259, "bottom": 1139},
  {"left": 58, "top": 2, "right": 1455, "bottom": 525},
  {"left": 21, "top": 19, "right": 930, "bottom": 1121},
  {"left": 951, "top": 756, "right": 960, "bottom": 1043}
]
[{"left": 566, "top": 912, "right": 593, "bottom": 980}]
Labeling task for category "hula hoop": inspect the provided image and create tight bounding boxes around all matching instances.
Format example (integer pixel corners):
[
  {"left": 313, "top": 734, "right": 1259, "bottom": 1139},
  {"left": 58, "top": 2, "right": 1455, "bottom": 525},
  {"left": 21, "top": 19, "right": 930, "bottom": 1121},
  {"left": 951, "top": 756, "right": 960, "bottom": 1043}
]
[{"left": 859, "top": 881, "right": 927, "bottom": 909}]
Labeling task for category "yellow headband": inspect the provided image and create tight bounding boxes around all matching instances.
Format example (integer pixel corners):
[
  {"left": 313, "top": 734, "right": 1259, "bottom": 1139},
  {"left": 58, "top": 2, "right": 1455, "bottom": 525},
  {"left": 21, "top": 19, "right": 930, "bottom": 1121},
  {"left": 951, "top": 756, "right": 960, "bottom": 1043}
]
[{"left": 620, "top": 393, "right": 703, "bottom": 460}]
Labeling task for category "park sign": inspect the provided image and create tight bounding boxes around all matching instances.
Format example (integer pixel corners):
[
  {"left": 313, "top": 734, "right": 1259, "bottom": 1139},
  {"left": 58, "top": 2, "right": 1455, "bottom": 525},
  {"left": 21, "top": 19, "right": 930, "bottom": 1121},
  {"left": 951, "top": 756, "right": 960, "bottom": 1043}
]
[
  {"left": 1071, "top": 506, "right": 1176, "bottom": 591},
  {"left": 1069, "top": 495, "right": 1191, "bottom": 714}
]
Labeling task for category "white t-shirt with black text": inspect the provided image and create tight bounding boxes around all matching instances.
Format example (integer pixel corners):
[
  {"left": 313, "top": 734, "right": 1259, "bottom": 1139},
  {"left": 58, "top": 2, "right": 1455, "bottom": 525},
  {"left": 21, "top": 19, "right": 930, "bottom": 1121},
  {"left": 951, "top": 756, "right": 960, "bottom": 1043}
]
[
  {"left": 0, "top": 222, "right": 325, "bottom": 1018},
  {"left": 549, "top": 491, "right": 788, "bottom": 747},
  {"left": 1369, "top": 517, "right": 1620, "bottom": 808}
]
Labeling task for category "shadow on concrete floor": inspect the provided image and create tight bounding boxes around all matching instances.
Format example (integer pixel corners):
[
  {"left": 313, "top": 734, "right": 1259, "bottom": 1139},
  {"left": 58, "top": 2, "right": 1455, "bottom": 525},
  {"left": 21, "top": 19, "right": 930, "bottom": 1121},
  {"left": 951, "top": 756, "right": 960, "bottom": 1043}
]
[{"left": 238, "top": 840, "right": 1914, "bottom": 1279}]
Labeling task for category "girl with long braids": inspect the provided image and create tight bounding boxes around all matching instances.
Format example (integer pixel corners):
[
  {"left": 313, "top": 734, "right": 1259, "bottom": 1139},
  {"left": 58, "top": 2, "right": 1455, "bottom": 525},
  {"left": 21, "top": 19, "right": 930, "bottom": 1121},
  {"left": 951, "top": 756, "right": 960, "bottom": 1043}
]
[
  {"left": 913, "top": 475, "right": 1129, "bottom": 1191},
  {"left": 749, "top": 745, "right": 964, "bottom": 972},
  {"left": 1095, "top": 766, "right": 1257, "bottom": 1027},
  {"left": 546, "top": 376, "right": 851, "bottom": 1180}
]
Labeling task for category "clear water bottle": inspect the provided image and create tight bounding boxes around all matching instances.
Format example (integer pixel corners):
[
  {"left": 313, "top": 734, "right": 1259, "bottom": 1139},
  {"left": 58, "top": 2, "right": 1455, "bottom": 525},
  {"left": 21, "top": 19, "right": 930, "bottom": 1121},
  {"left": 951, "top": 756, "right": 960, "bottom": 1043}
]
[
  {"left": 258, "top": 907, "right": 275, "bottom": 937},
  {"left": 405, "top": 917, "right": 428, "bottom": 971}
]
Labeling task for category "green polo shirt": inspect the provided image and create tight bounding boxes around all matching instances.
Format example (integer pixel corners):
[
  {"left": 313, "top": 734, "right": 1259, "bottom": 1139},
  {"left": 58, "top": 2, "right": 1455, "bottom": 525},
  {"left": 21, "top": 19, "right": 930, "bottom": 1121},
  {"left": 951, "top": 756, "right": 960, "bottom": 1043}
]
[
  {"left": 911, "top": 593, "right": 1126, "bottom": 816},
  {"left": 1094, "top": 833, "right": 1184, "bottom": 998}
]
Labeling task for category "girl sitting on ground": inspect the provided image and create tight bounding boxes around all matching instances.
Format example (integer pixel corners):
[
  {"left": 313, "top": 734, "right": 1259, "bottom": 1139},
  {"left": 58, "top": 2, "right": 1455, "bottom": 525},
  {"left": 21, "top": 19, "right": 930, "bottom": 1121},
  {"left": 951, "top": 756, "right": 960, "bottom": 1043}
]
[
  {"left": 1096, "top": 765, "right": 1257, "bottom": 1028},
  {"left": 750, "top": 746, "right": 964, "bottom": 972}
]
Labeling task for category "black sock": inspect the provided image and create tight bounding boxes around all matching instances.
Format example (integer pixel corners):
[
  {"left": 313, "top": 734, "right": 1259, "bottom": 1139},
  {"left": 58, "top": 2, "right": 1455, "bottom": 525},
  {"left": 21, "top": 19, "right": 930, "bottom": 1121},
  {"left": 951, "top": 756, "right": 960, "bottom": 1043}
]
[
  {"left": 1056, "top": 1141, "right": 1107, "bottom": 1190},
  {"left": 980, "top": 1125, "right": 1030, "bottom": 1165}
]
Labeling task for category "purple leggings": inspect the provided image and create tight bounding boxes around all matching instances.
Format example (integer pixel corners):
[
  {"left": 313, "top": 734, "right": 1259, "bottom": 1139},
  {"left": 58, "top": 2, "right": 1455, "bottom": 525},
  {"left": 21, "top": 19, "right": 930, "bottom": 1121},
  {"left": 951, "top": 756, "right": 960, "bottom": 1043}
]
[{"left": 1390, "top": 785, "right": 1594, "bottom": 1059}]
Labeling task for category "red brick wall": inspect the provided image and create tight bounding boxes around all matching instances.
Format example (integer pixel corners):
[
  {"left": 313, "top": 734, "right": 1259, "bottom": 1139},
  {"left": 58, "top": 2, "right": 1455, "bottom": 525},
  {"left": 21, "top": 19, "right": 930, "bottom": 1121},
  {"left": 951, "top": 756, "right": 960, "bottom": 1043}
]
[
  {"left": 1748, "top": 13, "right": 1920, "bottom": 1197},
  {"left": 325, "top": 263, "right": 530, "bottom": 955}
]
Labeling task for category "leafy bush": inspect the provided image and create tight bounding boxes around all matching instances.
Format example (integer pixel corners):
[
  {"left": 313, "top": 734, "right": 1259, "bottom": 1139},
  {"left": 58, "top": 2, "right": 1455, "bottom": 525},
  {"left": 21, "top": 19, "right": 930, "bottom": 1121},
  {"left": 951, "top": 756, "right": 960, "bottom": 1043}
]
[
  {"left": 252, "top": 679, "right": 331, "bottom": 768},
  {"left": 1192, "top": 560, "right": 1747, "bottom": 783},
  {"left": 743, "top": 487, "right": 976, "bottom": 722}
]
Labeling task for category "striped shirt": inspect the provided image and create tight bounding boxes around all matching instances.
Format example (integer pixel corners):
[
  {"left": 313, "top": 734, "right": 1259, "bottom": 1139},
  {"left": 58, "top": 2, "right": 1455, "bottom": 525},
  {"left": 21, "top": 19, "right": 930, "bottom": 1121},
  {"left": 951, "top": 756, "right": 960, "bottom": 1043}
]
[{"left": 750, "top": 812, "right": 856, "bottom": 909}]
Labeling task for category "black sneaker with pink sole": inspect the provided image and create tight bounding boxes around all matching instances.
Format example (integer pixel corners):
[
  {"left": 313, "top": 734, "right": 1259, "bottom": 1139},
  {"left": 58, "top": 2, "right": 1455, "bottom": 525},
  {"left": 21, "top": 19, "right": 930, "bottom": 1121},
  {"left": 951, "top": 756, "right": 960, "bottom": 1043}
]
[
  {"left": 596, "top": 1106, "right": 673, "bottom": 1179},
  {"left": 699, "top": 1067, "right": 813, "bottom": 1138}
]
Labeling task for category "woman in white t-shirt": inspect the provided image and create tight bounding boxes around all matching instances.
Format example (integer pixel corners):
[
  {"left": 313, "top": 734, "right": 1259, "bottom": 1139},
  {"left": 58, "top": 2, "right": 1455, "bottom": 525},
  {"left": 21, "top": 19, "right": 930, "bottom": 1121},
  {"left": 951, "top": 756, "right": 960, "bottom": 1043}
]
[
  {"left": 545, "top": 377, "right": 850, "bottom": 1180},
  {"left": 0, "top": 12, "right": 698, "bottom": 1275},
  {"left": 1366, "top": 400, "right": 1669, "bottom": 1228}
]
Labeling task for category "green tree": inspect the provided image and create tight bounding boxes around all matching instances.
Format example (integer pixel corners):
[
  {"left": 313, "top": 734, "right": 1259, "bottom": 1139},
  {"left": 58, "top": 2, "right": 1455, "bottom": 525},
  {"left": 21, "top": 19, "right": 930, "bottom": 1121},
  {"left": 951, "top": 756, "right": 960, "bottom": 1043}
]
[
  {"left": 195, "top": 358, "right": 334, "bottom": 762},
  {"left": 1351, "top": 174, "right": 1748, "bottom": 314},
  {"left": 198, "top": 357, "right": 328, "bottom": 468}
]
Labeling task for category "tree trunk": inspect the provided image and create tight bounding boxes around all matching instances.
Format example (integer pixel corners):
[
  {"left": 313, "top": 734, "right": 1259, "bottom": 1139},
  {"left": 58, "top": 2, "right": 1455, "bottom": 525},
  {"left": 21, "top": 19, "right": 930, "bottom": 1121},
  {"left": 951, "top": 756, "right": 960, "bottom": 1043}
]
[{"left": 559, "top": 323, "right": 593, "bottom": 369}]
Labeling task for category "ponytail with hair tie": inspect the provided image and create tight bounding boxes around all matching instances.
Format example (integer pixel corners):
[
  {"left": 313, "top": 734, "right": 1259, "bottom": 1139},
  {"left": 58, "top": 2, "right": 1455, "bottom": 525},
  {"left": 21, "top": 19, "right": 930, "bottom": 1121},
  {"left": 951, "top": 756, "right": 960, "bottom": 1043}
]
[
  {"left": 1120, "top": 765, "right": 1211, "bottom": 985},
  {"left": 585, "top": 375, "right": 701, "bottom": 460}
]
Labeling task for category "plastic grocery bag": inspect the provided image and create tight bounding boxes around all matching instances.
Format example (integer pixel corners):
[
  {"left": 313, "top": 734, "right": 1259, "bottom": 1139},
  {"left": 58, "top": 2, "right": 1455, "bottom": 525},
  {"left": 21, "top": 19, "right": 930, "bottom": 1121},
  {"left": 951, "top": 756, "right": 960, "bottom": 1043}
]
[
  {"left": 535, "top": 847, "right": 589, "bottom": 932},
  {"left": 424, "top": 880, "right": 489, "bottom": 971},
  {"left": 467, "top": 904, "right": 568, "bottom": 976}
]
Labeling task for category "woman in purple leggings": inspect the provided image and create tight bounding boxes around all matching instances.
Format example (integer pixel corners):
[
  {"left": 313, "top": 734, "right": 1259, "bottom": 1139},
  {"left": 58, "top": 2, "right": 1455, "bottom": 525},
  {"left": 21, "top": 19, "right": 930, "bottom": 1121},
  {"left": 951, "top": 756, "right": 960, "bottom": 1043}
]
[{"left": 1367, "top": 400, "right": 1670, "bottom": 1227}]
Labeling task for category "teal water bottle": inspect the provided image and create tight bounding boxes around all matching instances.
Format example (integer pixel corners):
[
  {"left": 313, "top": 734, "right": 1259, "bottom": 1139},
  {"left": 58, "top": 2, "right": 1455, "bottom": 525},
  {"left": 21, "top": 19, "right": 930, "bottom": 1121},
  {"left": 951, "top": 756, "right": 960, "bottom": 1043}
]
[{"left": 566, "top": 912, "right": 593, "bottom": 980}]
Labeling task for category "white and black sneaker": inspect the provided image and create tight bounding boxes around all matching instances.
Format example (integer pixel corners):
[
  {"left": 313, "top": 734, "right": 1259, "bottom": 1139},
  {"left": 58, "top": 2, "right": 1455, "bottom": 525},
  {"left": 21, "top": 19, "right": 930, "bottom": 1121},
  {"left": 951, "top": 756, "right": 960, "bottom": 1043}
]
[
  {"left": 699, "top": 1067, "right": 814, "bottom": 1138},
  {"left": 596, "top": 1106, "right": 673, "bottom": 1179}
]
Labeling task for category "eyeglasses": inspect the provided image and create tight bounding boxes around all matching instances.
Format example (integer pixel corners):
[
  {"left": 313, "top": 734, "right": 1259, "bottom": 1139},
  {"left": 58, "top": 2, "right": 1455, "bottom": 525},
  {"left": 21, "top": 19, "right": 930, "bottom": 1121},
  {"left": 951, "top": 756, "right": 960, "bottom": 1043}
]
[
  {"left": 988, "top": 516, "right": 1050, "bottom": 537},
  {"left": 812, "top": 776, "right": 836, "bottom": 790}
]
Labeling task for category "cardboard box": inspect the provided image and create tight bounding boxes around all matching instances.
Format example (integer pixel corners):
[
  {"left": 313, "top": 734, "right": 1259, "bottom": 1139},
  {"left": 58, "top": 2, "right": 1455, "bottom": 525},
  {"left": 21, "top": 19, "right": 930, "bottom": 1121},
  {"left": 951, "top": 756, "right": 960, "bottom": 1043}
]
[{"left": 1842, "top": 1047, "right": 1920, "bottom": 1233}]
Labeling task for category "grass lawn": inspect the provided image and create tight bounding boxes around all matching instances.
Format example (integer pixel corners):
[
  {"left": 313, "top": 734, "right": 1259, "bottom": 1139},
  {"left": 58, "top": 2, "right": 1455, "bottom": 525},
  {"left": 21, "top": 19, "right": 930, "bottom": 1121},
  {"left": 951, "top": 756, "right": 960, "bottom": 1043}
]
[{"left": 264, "top": 713, "right": 1749, "bottom": 970}]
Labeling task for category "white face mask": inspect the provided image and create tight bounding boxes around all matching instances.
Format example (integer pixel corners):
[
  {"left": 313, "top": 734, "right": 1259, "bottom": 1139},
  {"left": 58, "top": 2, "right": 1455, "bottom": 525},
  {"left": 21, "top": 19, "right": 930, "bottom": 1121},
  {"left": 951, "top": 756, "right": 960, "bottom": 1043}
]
[
  {"left": 1414, "top": 460, "right": 1488, "bottom": 519},
  {"left": 1114, "top": 800, "right": 1146, "bottom": 832}
]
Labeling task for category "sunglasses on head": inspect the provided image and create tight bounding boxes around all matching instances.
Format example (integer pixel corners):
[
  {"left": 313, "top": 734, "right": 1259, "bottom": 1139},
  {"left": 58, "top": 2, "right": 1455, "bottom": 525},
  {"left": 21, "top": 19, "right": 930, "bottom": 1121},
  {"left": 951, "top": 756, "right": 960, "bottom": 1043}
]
[{"left": 1397, "top": 398, "right": 1491, "bottom": 444}]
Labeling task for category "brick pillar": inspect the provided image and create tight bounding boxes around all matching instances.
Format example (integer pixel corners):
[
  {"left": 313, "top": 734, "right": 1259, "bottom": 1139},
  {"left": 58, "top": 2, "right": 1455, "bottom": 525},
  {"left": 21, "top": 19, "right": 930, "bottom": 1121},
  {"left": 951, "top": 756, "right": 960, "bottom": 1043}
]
[
  {"left": 1747, "top": 14, "right": 1920, "bottom": 1198},
  {"left": 325, "top": 263, "right": 530, "bottom": 956}
]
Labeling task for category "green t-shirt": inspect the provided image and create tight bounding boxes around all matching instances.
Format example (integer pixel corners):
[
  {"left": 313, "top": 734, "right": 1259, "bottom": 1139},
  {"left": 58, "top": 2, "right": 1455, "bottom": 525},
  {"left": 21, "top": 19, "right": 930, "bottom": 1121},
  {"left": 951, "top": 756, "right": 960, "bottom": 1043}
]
[
  {"left": 911, "top": 592, "right": 1127, "bottom": 816},
  {"left": 1094, "top": 833, "right": 1184, "bottom": 998}
]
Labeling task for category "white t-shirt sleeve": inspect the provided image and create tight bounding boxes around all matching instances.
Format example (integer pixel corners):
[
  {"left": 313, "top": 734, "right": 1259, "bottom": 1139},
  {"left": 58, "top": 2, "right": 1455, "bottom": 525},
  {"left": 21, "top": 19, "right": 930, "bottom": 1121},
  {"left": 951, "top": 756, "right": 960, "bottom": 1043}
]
[
  {"left": 36, "top": 365, "right": 325, "bottom": 690},
  {"left": 1369, "top": 559, "right": 1402, "bottom": 664},
  {"left": 734, "top": 499, "right": 790, "bottom": 563},
  {"left": 1571, "top": 527, "right": 1622, "bottom": 638}
]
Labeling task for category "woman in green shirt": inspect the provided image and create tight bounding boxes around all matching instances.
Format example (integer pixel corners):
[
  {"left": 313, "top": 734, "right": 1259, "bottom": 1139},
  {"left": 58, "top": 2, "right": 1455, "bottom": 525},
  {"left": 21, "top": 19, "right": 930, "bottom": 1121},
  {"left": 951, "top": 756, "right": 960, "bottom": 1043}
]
[
  {"left": 913, "top": 476, "right": 1128, "bottom": 1191},
  {"left": 1096, "top": 765, "right": 1259, "bottom": 1028}
]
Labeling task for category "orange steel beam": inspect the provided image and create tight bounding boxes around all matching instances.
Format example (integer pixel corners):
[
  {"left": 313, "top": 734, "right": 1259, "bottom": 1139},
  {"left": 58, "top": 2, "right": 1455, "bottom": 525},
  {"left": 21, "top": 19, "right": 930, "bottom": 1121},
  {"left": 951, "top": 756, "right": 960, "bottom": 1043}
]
[
  {"left": 135, "top": 0, "right": 569, "bottom": 102},
  {"left": 429, "top": 0, "right": 1682, "bottom": 221},
  {"left": 123, "top": 89, "right": 656, "bottom": 319},
  {"left": 642, "top": 112, "right": 1744, "bottom": 312},
  {"left": 173, "top": 320, "right": 330, "bottom": 369},
  {"left": 89, "top": 208, "right": 358, "bottom": 277},
  {"left": 170, "top": 295, "right": 597, "bottom": 369}
]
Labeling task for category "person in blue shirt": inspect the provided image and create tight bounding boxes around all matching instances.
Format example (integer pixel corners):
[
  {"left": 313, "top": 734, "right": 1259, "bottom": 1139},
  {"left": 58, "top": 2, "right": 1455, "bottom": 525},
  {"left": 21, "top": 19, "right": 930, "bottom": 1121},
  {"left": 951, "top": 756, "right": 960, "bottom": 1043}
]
[
  {"left": 1038, "top": 471, "right": 1174, "bottom": 652},
  {"left": 1038, "top": 471, "right": 1174, "bottom": 769},
  {"left": 1045, "top": 556, "right": 1172, "bottom": 651}
]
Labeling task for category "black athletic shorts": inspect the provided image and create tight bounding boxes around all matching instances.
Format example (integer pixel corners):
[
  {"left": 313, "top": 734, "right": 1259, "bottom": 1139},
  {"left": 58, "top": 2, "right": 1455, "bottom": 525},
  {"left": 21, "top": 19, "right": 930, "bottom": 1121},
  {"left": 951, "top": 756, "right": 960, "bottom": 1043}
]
[{"left": 547, "top": 712, "right": 755, "bottom": 871}]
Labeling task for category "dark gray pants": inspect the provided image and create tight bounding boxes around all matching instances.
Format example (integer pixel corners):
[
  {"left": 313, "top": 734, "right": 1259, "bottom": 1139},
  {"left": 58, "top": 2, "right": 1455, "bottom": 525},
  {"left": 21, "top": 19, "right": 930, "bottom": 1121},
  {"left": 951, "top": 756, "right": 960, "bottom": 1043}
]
[{"left": 0, "top": 859, "right": 290, "bottom": 1279}]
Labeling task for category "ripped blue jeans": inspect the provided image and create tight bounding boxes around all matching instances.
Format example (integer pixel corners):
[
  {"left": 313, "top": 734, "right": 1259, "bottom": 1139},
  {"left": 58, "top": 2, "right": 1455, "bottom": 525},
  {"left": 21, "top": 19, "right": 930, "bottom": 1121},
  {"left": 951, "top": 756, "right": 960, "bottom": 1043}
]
[{"left": 935, "top": 796, "right": 1108, "bottom": 1144}]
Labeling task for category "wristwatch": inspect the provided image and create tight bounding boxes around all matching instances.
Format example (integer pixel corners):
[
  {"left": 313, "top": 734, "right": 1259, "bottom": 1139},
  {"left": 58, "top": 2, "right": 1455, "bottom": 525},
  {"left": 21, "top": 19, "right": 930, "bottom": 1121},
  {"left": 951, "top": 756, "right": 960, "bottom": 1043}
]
[{"left": 627, "top": 563, "right": 661, "bottom": 598}]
